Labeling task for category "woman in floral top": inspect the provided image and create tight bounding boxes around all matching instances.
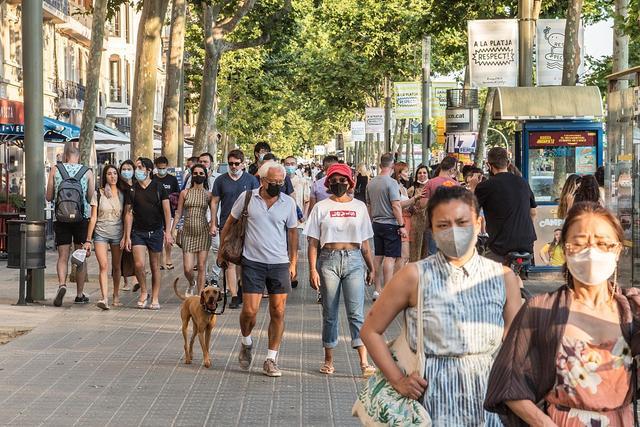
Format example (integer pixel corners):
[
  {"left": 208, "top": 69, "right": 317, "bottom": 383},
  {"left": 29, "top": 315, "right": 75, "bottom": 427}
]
[{"left": 485, "top": 201, "right": 640, "bottom": 427}]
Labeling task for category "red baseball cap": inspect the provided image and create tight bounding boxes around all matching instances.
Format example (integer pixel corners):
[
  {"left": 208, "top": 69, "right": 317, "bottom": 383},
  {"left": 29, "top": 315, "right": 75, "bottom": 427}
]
[{"left": 325, "top": 163, "right": 355, "bottom": 188}]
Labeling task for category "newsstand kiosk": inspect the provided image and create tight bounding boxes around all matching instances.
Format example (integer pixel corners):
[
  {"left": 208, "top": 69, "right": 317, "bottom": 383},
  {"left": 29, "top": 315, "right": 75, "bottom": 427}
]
[{"left": 492, "top": 86, "right": 605, "bottom": 271}]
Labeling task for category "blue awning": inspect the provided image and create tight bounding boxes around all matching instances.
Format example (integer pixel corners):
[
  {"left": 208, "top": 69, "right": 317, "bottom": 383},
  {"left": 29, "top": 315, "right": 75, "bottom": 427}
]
[{"left": 0, "top": 117, "right": 80, "bottom": 142}]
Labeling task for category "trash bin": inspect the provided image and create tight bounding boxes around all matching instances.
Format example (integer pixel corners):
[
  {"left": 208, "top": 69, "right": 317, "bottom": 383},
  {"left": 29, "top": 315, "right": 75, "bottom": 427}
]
[
  {"left": 0, "top": 212, "right": 23, "bottom": 257},
  {"left": 7, "top": 220, "right": 46, "bottom": 269}
]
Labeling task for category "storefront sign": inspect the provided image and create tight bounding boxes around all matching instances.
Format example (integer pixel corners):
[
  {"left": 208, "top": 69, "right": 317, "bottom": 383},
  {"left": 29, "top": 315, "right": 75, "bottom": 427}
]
[
  {"left": 529, "top": 131, "right": 597, "bottom": 148},
  {"left": 536, "top": 19, "right": 584, "bottom": 86},
  {"left": 445, "top": 133, "right": 477, "bottom": 154},
  {"left": 365, "top": 107, "right": 385, "bottom": 134},
  {"left": 446, "top": 108, "right": 479, "bottom": 132},
  {"left": 0, "top": 99, "right": 24, "bottom": 125},
  {"left": 350, "top": 121, "right": 366, "bottom": 142},
  {"left": 468, "top": 20, "right": 519, "bottom": 87},
  {"left": 394, "top": 82, "right": 421, "bottom": 119}
]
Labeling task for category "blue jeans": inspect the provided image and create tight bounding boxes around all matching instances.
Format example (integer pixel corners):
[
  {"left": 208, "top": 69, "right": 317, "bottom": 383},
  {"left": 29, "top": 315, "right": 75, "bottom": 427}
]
[{"left": 318, "top": 249, "right": 366, "bottom": 349}]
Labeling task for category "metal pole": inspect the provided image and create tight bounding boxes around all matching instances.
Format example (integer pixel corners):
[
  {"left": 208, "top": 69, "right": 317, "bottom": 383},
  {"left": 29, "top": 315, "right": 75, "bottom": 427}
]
[
  {"left": 421, "top": 36, "right": 432, "bottom": 165},
  {"left": 17, "top": 224, "right": 26, "bottom": 305},
  {"left": 384, "top": 77, "right": 391, "bottom": 153},
  {"left": 518, "top": 0, "right": 534, "bottom": 87},
  {"left": 22, "top": 0, "right": 44, "bottom": 299}
]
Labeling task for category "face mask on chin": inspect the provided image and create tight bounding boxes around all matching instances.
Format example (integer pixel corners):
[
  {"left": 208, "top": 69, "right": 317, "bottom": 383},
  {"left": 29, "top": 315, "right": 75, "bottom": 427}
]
[
  {"left": 566, "top": 247, "right": 618, "bottom": 286},
  {"left": 230, "top": 168, "right": 242, "bottom": 177},
  {"left": 433, "top": 225, "right": 477, "bottom": 259}
]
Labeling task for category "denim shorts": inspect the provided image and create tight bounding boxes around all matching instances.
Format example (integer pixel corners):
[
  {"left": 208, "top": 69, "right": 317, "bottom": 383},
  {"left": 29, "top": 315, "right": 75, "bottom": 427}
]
[
  {"left": 372, "top": 222, "right": 402, "bottom": 258},
  {"left": 131, "top": 229, "right": 164, "bottom": 253},
  {"left": 93, "top": 232, "right": 122, "bottom": 246}
]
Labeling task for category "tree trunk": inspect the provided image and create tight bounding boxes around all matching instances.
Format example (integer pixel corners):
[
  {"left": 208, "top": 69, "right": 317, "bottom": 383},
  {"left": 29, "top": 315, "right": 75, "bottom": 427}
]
[
  {"left": 397, "top": 119, "right": 406, "bottom": 162},
  {"left": 613, "top": 0, "right": 630, "bottom": 91},
  {"left": 161, "top": 0, "right": 187, "bottom": 165},
  {"left": 193, "top": 4, "right": 222, "bottom": 157},
  {"left": 405, "top": 120, "right": 412, "bottom": 170},
  {"left": 78, "top": 0, "right": 108, "bottom": 167},
  {"left": 475, "top": 87, "right": 496, "bottom": 166},
  {"left": 561, "top": 0, "right": 583, "bottom": 86},
  {"left": 390, "top": 118, "right": 400, "bottom": 155},
  {"left": 131, "top": 0, "right": 169, "bottom": 159}
]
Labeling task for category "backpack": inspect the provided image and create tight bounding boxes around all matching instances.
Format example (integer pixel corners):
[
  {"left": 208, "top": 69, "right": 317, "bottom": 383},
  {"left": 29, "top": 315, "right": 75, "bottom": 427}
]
[{"left": 55, "top": 161, "right": 89, "bottom": 223}]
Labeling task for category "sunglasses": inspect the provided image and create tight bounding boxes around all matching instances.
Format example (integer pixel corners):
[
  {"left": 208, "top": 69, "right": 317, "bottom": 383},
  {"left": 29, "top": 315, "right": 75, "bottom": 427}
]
[{"left": 229, "top": 161, "right": 242, "bottom": 167}]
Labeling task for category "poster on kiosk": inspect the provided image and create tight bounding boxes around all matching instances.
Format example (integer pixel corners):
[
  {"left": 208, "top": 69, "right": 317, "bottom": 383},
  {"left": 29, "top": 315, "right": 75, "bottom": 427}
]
[{"left": 524, "top": 127, "right": 600, "bottom": 267}]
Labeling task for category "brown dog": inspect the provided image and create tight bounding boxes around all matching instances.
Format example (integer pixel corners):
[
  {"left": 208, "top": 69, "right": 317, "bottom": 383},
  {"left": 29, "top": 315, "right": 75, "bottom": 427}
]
[{"left": 173, "top": 278, "right": 220, "bottom": 368}]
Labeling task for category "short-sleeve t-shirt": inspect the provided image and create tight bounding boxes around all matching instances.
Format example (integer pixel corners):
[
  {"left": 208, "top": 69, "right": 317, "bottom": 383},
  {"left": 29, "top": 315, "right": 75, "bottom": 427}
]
[
  {"left": 90, "top": 188, "right": 124, "bottom": 240},
  {"left": 153, "top": 173, "right": 180, "bottom": 214},
  {"left": 423, "top": 176, "right": 459, "bottom": 199},
  {"left": 475, "top": 172, "right": 537, "bottom": 256},
  {"left": 365, "top": 175, "right": 401, "bottom": 225},
  {"left": 211, "top": 171, "right": 260, "bottom": 229},
  {"left": 54, "top": 163, "right": 91, "bottom": 220},
  {"left": 303, "top": 198, "right": 374, "bottom": 248},
  {"left": 311, "top": 176, "right": 330, "bottom": 202},
  {"left": 230, "top": 189, "right": 297, "bottom": 264},
  {"left": 125, "top": 181, "right": 169, "bottom": 232}
]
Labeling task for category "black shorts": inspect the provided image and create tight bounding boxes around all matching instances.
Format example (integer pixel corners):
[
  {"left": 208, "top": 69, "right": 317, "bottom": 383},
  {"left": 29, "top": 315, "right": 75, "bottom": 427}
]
[
  {"left": 54, "top": 220, "right": 89, "bottom": 247},
  {"left": 372, "top": 222, "right": 402, "bottom": 258},
  {"left": 131, "top": 229, "right": 164, "bottom": 253},
  {"left": 241, "top": 257, "right": 291, "bottom": 295}
]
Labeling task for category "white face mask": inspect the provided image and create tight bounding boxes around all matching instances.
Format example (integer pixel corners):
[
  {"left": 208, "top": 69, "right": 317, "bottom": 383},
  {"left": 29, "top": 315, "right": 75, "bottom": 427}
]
[
  {"left": 433, "top": 225, "right": 477, "bottom": 259},
  {"left": 417, "top": 178, "right": 428, "bottom": 185},
  {"left": 566, "top": 247, "right": 618, "bottom": 286}
]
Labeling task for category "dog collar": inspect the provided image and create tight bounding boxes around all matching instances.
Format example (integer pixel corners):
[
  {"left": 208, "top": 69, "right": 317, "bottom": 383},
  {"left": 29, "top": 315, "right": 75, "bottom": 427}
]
[{"left": 201, "top": 303, "right": 216, "bottom": 315}]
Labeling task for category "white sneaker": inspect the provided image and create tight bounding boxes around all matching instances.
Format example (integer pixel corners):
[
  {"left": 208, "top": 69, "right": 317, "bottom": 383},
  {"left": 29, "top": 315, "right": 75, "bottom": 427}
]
[
  {"left": 185, "top": 285, "right": 196, "bottom": 298},
  {"left": 372, "top": 291, "right": 380, "bottom": 301}
]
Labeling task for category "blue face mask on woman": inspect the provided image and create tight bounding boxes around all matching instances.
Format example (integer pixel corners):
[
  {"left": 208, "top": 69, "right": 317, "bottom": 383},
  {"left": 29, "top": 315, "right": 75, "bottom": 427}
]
[
  {"left": 121, "top": 170, "right": 133, "bottom": 180},
  {"left": 135, "top": 170, "right": 148, "bottom": 181}
]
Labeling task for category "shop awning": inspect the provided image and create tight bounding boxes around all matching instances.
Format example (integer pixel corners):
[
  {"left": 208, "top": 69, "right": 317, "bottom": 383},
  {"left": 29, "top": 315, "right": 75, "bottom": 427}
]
[{"left": 492, "top": 86, "right": 604, "bottom": 120}]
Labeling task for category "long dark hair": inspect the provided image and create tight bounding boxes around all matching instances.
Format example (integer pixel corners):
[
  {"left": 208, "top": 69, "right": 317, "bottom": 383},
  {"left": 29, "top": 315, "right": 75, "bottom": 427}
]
[
  {"left": 548, "top": 228, "right": 561, "bottom": 254},
  {"left": 101, "top": 164, "right": 119, "bottom": 189},
  {"left": 573, "top": 174, "right": 600, "bottom": 204},
  {"left": 190, "top": 164, "right": 209, "bottom": 190}
]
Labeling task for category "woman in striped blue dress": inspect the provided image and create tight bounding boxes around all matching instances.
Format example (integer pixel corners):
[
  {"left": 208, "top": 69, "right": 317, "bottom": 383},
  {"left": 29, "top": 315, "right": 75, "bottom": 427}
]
[{"left": 361, "top": 186, "right": 522, "bottom": 425}]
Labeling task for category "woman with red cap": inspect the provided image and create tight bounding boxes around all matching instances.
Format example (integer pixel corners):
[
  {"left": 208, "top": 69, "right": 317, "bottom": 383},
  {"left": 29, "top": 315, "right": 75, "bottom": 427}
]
[{"left": 304, "top": 163, "right": 377, "bottom": 377}]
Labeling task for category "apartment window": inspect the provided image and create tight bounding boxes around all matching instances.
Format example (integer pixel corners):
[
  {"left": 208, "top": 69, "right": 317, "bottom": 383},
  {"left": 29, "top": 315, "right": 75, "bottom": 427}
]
[
  {"left": 109, "top": 58, "right": 121, "bottom": 102},
  {"left": 78, "top": 48, "right": 84, "bottom": 85},
  {"left": 112, "top": 8, "right": 121, "bottom": 37},
  {"left": 124, "top": 7, "right": 130, "bottom": 43},
  {"left": 125, "top": 60, "right": 131, "bottom": 105}
]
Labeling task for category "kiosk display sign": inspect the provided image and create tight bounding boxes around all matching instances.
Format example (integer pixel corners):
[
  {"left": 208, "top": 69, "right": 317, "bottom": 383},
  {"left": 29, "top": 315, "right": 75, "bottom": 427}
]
[
  {"left": 529, "top": 131, "right": 597, "bottom": 148},
  {"left": 468, "top": 20, "right": 519, "bottom": 87}
]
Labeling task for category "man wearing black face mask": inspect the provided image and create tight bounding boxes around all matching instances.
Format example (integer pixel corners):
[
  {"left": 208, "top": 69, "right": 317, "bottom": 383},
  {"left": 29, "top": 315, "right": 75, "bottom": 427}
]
[
  {"left": 469, "top": 147, "right": 537, "bottom": 264},
  {"left": 219, "top": 160, "right": 298, "bottom": 377}
]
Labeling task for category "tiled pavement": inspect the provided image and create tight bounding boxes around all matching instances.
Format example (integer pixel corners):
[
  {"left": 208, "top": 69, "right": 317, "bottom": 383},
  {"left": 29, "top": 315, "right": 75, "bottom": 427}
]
[{"left": 0, "top": 241, "right": 398, "bottom": 426}]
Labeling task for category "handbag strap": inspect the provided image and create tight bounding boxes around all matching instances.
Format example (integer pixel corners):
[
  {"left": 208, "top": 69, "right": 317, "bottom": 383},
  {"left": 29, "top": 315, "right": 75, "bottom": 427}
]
[{"left": 241, "top": 189, "right": 252, "bottom": 217}]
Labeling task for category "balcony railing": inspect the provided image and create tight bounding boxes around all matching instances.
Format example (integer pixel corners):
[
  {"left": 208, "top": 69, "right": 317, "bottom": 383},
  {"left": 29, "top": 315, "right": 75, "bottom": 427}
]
[
  {"left": 44, "top": 0, "right": 69, "bottom": 15},
  {"left": 58, "top": 80, "right": 86, "bottom": 102},
  {"left": 110, "top": 87, "right": 122, "bottom": 103}
]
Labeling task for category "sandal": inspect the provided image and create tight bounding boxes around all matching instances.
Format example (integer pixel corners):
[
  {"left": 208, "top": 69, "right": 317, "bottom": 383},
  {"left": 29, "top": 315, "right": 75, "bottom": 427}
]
[
  {"left": 166, "top": 263, "right": 174, "bottom": 270},
  {"left": 136, "top": 299, "right": 148, "bottom": 309},
  {"left": 148, "top": 303, "right": 161, "bottom": 310},
  {"left": 112, "top": 297, "right": 122, "bottom": 307},
  {"left": 361, "top": 364, "right": 376, "bottom": 378},
  {"left": 319, "top": 362, "right": 335, "bottom": 375},
  {"left": 96, "top": 300, "right": 110, "bottom": 311}
]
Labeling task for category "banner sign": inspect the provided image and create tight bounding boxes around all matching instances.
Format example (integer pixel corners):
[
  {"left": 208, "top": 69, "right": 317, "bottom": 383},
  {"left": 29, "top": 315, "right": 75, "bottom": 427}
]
[
  {"left": 529, "top": 131, "right": 597, "bottom": 148},
  {"left": 445, "top": 108, "right": 479, "bottom": 132},
  {"left": 0, "top": 98, "right": 24, "bottom": 125},
  {"left": 394, "top": 82, "right": 422, "bottom": 119},
  {"left": 350, "top": 121, "right": 366, "bottom": 142},
  {"left": 468, "top": 20, "right": 519, "bottom": 87},
  {"left": 365, "top": 107, "right": 385, "bottom": 134},
  {"left": 431, "top": 82, "right": 457, "bottom": 119},
  {"left": 536, "top": 19, "right": 584, "bottom": 86}
]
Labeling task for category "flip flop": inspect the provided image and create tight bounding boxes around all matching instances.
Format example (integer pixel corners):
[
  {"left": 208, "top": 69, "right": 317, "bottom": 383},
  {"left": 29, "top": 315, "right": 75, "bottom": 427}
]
[
  {"left": 148, "top": 303, "right": 161, "bottom": 310},
  {"left": 166, "top": 263, "right": 175, "bottom": 270},
  {"left": 319, "top": 362, "right": 335, "bottom": 375},
  {"left": 136, "top": 300, "right": 148, "bottom": 309}
]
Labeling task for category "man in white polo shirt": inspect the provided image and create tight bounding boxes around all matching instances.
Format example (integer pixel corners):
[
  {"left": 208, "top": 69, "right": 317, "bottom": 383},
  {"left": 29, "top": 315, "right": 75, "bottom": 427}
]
[{"left": 219, "top": 160, "right": 298, "bottom": 377}]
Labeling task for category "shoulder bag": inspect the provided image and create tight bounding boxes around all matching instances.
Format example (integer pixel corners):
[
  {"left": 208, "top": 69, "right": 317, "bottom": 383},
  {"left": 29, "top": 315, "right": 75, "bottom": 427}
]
[
  {"left": 219, "top": 190, "right": 253, "bottom": 266},
  {"left": 352, "top": 279, "right": 431, "bottom": 426}
]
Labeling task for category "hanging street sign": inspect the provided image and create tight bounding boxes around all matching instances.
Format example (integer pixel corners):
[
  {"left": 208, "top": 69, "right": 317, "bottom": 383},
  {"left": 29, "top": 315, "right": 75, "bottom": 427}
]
[{"left": 468, "top": 19, "right": 519, "bottom": 87}]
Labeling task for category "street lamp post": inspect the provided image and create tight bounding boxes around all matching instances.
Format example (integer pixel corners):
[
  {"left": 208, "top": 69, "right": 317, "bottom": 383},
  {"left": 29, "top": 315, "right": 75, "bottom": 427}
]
[
  {"left": 421, "top": 36, "right": 432, "bottom": 166},
  {"left": 22, "top": 0, "right": 45, "bottom": 299}
]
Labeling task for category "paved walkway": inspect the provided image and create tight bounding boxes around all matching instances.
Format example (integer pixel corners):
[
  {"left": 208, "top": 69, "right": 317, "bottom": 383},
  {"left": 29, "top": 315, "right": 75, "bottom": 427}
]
[{"left": 0, "top": 241, "right": 397, "bottom": 426}]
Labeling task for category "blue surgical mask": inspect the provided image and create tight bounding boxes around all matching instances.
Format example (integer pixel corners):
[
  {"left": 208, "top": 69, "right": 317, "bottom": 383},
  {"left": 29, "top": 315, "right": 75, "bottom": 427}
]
[
  {"left": 135, "top": 170, "right": 148, "bottom": 181},
  {"left": 285, "top": 166, "right": 296, "bottom": 175},
  {"left": 157, "top": 168, "right": 168, "bottom": 177},
  {"left": 121, "top": 170, "right": 133, "bottom": 180},
  {"left": 258, "top": 153, "right": 266, "bottom": 161}
]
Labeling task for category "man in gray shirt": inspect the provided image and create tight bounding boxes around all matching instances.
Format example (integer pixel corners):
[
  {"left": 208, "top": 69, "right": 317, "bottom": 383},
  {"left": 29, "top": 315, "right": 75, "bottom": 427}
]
[
  {"left": 366, "top": 153, "right": 407, "bottom": 300},
  {"left": 219, "top": 160, "right": 298, "bottom": 378}
]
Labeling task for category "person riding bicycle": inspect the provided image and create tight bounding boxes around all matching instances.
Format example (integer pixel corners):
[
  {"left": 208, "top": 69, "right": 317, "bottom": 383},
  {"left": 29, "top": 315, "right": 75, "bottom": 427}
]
[{"left": 468, "top": 147, "right": 537, "bottom": 265}]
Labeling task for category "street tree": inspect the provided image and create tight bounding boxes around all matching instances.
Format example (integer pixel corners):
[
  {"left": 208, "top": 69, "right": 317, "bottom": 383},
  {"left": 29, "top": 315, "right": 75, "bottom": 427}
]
[{"left": 131, "top": 0, "right": 170, "bottom": 159}]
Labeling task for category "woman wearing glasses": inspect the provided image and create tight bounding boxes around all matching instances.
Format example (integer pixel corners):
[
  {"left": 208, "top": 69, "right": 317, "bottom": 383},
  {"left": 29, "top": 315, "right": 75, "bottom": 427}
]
[
  {"left": 171, "top": 164, "right": 212, "bottom": 296},
  {"left": 304, "top": 163, "right": 377, "bottom": 377},
  {"left": 485, "top": 201, "right": 640, "bottom": 426}
]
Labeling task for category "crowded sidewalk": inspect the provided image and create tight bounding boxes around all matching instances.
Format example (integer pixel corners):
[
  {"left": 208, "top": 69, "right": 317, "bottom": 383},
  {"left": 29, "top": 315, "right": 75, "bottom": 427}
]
[{"left": 0, "top": 240, "right": 394, "bottom": 426}]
